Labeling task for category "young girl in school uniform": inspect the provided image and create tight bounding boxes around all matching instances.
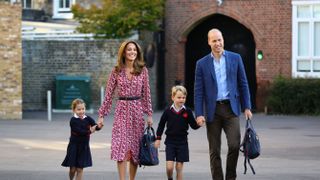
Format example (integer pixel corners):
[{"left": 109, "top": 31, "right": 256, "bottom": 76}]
[{"left": 61, "top": 98, "right": 103, "bottom": 180}]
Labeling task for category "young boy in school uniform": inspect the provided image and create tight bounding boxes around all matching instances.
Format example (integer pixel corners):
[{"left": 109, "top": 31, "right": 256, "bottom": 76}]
[{"left": 154, "top": 85, "right": 200, "bottom": 180}]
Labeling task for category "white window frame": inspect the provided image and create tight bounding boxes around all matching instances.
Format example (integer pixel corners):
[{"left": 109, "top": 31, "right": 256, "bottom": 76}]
[
  {"left": 52, "top": 0, "right": 75, "bottom": 19},
  {"left": 10, "top": 0, "right": 19, "bottom": 4},
  {"left": 292, "top": 1, "right": 320, "bottom": 78},
  {"left": 10, "top": 0, "right": 31, "bottom": 8}
]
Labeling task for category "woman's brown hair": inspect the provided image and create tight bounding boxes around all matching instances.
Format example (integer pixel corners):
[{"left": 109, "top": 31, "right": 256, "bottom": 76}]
[{"left": 115, "top": 40, "right": 145, "bottom": 75}]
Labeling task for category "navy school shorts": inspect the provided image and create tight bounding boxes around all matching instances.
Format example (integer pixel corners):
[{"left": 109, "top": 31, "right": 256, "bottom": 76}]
[{"left": 165, "top": 143, "right": 189, "bottom": 162}]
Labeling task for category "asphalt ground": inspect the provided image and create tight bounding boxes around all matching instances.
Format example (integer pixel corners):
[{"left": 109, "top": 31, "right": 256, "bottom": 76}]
[{"left": 0, "top": 111, "right": 319, "bottom": 180}]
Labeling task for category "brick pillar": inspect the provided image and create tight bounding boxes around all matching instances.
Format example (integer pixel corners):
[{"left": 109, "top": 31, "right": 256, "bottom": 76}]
[{"left": 0, "top": 2, "right": 22, "bottom": 120}]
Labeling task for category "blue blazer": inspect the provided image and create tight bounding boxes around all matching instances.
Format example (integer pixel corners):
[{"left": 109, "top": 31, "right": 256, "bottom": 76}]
[{"left": 194, "top": 50, "right": 251, "bottom": 123}]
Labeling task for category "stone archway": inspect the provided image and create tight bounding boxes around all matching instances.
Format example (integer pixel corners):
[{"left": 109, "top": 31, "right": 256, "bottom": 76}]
[{"left": 185, "top": 14, "right": 257, "bottom": 109}]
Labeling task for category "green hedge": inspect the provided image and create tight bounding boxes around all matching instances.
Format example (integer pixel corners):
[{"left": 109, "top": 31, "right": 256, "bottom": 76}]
[{"left": 266, "top": 76, "right": 320, "bottom": 115}]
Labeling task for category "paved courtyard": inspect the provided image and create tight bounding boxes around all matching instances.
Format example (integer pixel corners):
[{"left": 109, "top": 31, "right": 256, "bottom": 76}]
[{"left": 0, "top": 111, "right": 319, "bottom": 180}]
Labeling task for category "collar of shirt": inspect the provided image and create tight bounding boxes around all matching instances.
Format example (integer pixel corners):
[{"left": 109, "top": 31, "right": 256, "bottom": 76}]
[
  {"left": 210, "top": 51, "right": 226, "bottom": 61},
  {"left": 170, "top": 104, "right": 186, "bottom": 113},
  {"left": 74, "top": 113, "right": 87, "bottom": 119}
]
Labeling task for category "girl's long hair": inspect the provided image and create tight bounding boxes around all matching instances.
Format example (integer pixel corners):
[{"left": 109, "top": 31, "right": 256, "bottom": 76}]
[{"left": 115, "top": 40, "right": 145, "bottom": 75}]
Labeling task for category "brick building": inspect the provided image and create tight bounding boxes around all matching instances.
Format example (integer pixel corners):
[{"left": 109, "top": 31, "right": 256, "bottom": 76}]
[
  {"left": 18, "top": 0, "right": 101, "bottom": 20},
  {"left": 0, "top": 2, "right": 22, "bottom": 120},
  {"left": 2, "top": 0, "right": 318, "bottom": 118},
  {"left": 163, "top": 0, "right": 320, "bottom": 111}
]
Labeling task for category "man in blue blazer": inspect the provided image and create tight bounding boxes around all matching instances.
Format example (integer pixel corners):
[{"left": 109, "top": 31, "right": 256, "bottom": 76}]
[{"left": 194, "top": 28, "right": 252, "bottom": 180}]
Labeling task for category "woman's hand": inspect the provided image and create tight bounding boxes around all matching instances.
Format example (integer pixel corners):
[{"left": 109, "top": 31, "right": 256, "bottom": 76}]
[
  {"left": 97, "top": 121, "right": 104, "bottom": 129},
  {"left": 97, "top": 116, "right": 104, "bottom": 129},
  {"left": 154, "top": 140, "right": 161, "bottom": 148},
  {"left": 98, "top": 116, "right": 104, "bottom": 124},
  {"left": 146, "top": 116, "right": 153, "bottom": 127}
]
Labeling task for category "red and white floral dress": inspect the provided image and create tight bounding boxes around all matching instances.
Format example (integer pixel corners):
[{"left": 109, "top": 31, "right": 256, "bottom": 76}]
[{"left": 99, "top": 67, "right": 153, "bottom": 164}]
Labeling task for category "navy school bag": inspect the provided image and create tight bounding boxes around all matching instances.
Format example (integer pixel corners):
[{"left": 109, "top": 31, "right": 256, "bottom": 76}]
[
  {"left": 240, "top": 119, "right": 261, "bottom": 174},
  {"left": 139, "top": 126, "right": 159, "bottom": 166}
]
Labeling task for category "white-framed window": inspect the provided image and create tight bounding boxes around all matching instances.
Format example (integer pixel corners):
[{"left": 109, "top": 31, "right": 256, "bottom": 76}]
[
  {"left": 52, "top": 0, "right": 75, "bottom": 19},
  {"left": 59, "top": 0, "right": 71, "bottom": 12},
  {"left": 21, "top": 0, "right": 32, "bottom": 8},
  {"left": 9, "top": 0, "right": 31, "bottom": 8},
  {"left": 292, "top": 1, "right": 320, "bottom": 77}
]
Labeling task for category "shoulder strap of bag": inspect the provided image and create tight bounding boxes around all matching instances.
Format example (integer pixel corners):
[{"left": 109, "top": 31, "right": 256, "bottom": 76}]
[
  {"left": 145, "top": 126, "right": 156, "bottom": 143},
  {"left": 148, "top": 126, "right": 155, "bottom": 136}
]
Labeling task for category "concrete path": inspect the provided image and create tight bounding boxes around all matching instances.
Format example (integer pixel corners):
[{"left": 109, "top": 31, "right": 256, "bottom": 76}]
[{"left": 0, "top": 111, "right": 319, "bottom": 180}]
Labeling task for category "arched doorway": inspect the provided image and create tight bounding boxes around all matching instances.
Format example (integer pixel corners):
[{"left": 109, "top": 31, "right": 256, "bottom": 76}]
[{"left": 185, "top": 14, "right": 257, "bottom": 109}]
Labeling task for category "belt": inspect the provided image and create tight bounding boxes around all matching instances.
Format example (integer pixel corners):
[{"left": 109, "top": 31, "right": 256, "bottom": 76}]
[
  {"left": 216, "top": 99, "right": 230, "bottom": 105},
  {"left": 118, "top": 96, "right": 141, "bottom": 101}
]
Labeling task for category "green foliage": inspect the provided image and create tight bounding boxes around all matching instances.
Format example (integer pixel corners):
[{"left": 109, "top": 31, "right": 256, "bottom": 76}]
[
  {"left": 266, "top": 76, "right": 320, "bottom": 115},
  {"left": 72, "top": 0, "right": 164, "bottom": 38}
]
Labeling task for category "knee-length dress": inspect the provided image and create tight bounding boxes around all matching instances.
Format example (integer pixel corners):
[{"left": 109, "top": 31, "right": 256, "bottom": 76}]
[
  {"left": 98, "top": 67, "right": 153, "bottom": 164},
  {"left": 61, "top": 115, "right": 99, "bottom": 168}
]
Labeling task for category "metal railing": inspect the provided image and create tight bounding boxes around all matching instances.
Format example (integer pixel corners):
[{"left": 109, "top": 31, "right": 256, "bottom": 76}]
[{"left": 22, "top": 30, "right": 96, "bottom": 40}]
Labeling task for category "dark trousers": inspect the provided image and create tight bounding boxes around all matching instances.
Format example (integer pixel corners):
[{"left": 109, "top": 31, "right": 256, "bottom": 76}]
[{"left": 206, "top": 103, "right": 240, "bottom": 180}]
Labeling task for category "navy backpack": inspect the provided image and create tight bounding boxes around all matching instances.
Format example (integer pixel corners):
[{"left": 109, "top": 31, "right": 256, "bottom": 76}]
[{"left": 240, "top": 119, "right": 261, "bottom": 174}]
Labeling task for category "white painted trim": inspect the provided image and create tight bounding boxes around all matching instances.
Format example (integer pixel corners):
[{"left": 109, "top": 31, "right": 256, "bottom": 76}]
[
  {"left": 20, "top": 0, "right": 32, "bottom": 9},
  {"left": 292, "top": 5, "right": 297, "bottom": 77},
  {"left": 52, "top": 0, "right": 75, "bottom": 19},
  {"left": 292, "top": 0, "right": 320, "bottom": 5},
  {"left": 22, "top": 31, "right": 95, "bottom": 40},
  {"left": 10, "top": 0, "right": 18, "bottom": 4},
  {"left": 292, "top": 2, "right": 320, "bottom": 78}
]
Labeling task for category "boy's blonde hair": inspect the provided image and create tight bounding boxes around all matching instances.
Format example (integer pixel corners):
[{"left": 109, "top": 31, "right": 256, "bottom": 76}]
[
  {"left": 71, "top": 98, "right": 85, "bottom": 110},
  {"left": 171, "top": 85, "right": 187, "bottom": 97}
]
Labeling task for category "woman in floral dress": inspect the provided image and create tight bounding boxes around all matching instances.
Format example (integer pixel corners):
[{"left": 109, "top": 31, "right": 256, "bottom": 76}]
[{"left": 98, "top": 40, "right": 153, "bottom": 180}]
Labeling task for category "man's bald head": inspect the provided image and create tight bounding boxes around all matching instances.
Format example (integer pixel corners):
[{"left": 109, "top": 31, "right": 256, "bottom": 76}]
[
  {"left": 208, "top": 28, "right": 223, "bottom": 38},
  {"left": 208, "top": 28, "right": 224, "bottom": 57}
]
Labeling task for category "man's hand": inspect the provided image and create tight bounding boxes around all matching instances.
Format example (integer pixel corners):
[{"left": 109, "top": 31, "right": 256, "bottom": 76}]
[
  {"left": 244, "top": 109, "right": 253, "bottom": 120},
  {"left": 196, "top": 116, "right": 205, "bottom": 126}
]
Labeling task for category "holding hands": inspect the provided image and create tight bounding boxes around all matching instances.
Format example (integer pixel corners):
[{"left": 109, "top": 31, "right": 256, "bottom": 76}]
[
  {"left": 154, "top": 140, "right": 161, "bottom": 149},
  {"left": 196, "top": 116, "right": 206, "bottom": 127},
  {"left": 90, "top": 125, "right": 97, "bottom": 133},
  {"left": 97, "top": 117, "right": 104, "bottom": 129}
]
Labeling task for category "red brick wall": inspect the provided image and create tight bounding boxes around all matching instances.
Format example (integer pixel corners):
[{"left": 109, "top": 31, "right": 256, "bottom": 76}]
[{"left": 165, "top": 0, "right": 292, "bottom": 110}]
